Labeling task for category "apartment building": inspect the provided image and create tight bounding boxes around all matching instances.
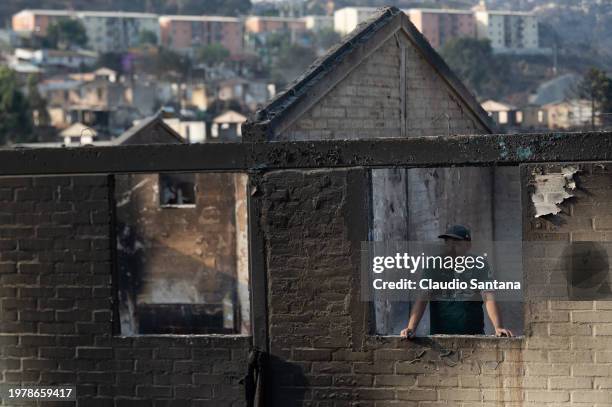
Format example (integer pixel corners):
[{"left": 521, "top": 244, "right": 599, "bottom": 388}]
[
  {"left": 12, "top": 9, "right": 71, "bottom": 35},
  {"left": 407, "top": 8, "right": 476, "bottom": 48},
  {"left": 159, "top": 15, "right": 243, "bottom": 56},
  {"left": 76, "top": 11, "right": 159, "bottom": 53},
  {"left": 475, "top": 10, "right": 539, "bottom": 53},
  {"left": 303, "top": 15, "right": 333, "bottom": 32},
  {"left": 12, "top": 9, "right": 159, "bottom": 53},
  {"left": 244, "top": 16, "right": 307, "bottom": 34},
  {"left": 333, "top": 7, "right": 378, "bottom": 35}
]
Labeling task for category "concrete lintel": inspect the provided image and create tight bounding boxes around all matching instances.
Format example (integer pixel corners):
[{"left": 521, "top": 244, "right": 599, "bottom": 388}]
[{"left": 2, "top": 132, "right": 612, "bottom": 175}]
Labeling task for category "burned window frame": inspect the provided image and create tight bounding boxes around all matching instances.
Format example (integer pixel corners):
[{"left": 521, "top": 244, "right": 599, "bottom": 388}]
[
  {"left": 112, "top": 171, "right": 251, "bottom": 337},
  {"left": 158, "top": 172, "right": 197, "bottom": 208},
  {"left": 366, "top": 166, "right": 525, "bottom": 339}
]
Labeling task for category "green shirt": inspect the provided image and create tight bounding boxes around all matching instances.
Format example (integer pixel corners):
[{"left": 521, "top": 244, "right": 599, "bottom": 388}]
[{"left": 424, "top": 256, "right": 492, "bottom": 335}]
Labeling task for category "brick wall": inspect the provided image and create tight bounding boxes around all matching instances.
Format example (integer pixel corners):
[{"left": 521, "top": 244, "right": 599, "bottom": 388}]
[
  {"left": 261, "top": 165, "right": 612, "bottom": 405},
  {"left": 522, "top": 163, "right": 612, "bottom": 406},
  {"left": 2, "top": 163, "right": 612, "bottom": 406},
  {"left": 284, "top": 33, "right": 486, "bottom": 140},
  {"left": 0, "top": 175, "right": 250, "bottom": 407}
]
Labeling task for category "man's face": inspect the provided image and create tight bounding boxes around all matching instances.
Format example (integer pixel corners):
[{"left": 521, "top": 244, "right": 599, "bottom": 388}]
[{"left": 444, "top": 238, "right": 471, "bottom": 256}]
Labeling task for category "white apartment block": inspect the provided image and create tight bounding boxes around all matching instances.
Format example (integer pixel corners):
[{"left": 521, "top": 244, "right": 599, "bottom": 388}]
[
  {"left": 303, "top": 15, "right": 333, "bottom": 32},
  {"left": 333, "top": 7, "right": 378, "bottom": 35},
  {"left": 76, "top": 11, "right": 160, "bottom": 53},
  {"left": 12, "top": 9, "right": 160, "bottom": 53},
  {"left": 475, "top": 10, "right": 539, "bottom": 53}
]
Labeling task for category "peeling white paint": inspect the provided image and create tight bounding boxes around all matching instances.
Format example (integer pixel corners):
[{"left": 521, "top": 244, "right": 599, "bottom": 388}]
[
  {"left": 531, "top": 165, "right": 579, "bottom": 217},
  {"left": 117, "top": 178, "right": 150, "bottom": 207}
]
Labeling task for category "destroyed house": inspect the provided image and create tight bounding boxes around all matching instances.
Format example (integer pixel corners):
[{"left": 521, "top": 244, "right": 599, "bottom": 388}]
[{"left": 0, "top": 6, "right": 611, "bottom": 407}]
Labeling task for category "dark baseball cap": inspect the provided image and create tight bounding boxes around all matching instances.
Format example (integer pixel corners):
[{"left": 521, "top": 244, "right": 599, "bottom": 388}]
[{"left": 438, "top": 225, "right": 471, "bottom": 241}]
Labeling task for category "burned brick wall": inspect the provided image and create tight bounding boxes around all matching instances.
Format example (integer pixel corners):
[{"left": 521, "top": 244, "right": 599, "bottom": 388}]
[
  {"left": 114, "top": 173, "right": 249, "bottom": 336},
  {"left": 260, "top": 165, "right": 612, "bottom": 405},
  {"left": 522, "top": 163, "right": 612, "bottom": 405},
  {"left": 2, "top": 160, "right": 612, "bottom": 406},
  {"left": 0, "top": 175, "right": 250, "bottom": 407}
]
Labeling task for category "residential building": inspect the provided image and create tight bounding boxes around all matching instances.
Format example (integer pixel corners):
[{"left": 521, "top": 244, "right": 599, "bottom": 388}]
[
  {"left": 12, "top": 9, "right": 160, "bottom": 53},
  {"left": 244, "top": 16, "right": 307, "bottom": 35},
  {"left": 38, "top": 69, "right": 142, "bottom": 133},
  {"left": 217, "top": 78, "right": 275, "bottom": 111},
  {"left": 14, "top": 48, "right": 97, "bottom": 69},
  {"left": 542, "top": 99, "right": 594, "bottom": 129},
  {"left": 59, "top": 122, "right": 97, "bottom": 145},
  {"left": 520, "top": 104, "right": 549, "bottom": 129},
  {"left": 7, "top": 61, "right": 43, "bottom": 79},
  {"left": 211, "top": 110, "right": 246, "bottom": 140},
  {"left": 124, "top": 82, "right": 158, "bottom": 117},
  {"left": 407, "top": 8, "right": 476, "bottom": 48},
  {"left": 76, "top": 11, "right": 160, "bottom": 53},
  {"left": 70, "top": 67, "right": 119, "bottom": 83},
  {"left": 475, "top": 10, "right": 539, "bottom": 53},
  {"left": 38, "top": 78, "right": 83, "bottom": 127},
  {"left": 158, "top": 15, "right": 243, "bottom": 56},
  {"left": 481, "top": 99, "right": 522, "bottom": 128},
  {"left": 11, "top": 9, "right": 71, "bottom": 35},
  {"left": 180, "top": 84, "right": 214, "bottom": 111},
  {"left": 333, "top": 7, "right": 378, "bottom": 35},
  {"left": 303, "top": 15, "right": 334, "bottom": 32},
  {"left": 163, "top": 118, "right": 207, "bottom": 143}
]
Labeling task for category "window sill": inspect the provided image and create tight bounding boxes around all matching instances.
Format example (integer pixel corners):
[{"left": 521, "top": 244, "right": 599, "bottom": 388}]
[
  {"left": 111, "top": 334, "right": 253, "bottom": 346},
  {"left": 159, "top": 204, "right": 196, "bottom": 209},
  {"left": 370, "top": 334, "right": 523, "bottom": 340},
  {"left": 115, "top": 334, "right": 251, "bottom": 338},
  {"left": 365, "top": 334, "right": 524, "bottom": 349}
]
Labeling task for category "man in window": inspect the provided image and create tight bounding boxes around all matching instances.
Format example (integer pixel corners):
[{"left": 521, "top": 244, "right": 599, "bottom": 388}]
[{"left": 400, "top": 225, "right": 514, "bottom": 338}]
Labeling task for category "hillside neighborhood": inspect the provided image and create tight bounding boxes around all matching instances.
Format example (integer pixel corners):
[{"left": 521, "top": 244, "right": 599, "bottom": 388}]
[{"left": 0, "top": 1, "right": 609, "bottom": 147}]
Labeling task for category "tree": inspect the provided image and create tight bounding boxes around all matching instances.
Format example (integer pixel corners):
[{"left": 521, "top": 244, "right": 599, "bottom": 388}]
[
  {"left": 45, "top": 19, "right": 88, "bottom": 50},
  {"left": 26, "top": 74, "right": 49, "bottom": 127},
  {"left": 0, "top": 67, "right": 33, "bottom": 144},
  {"left": 138, "top": 30, "right": 158, "bottom": 47},
  {"left": 440, "top": 38, "right": 509, "bottom": 99},
  {"left": 314, "top": 28, "right": 341, "bottom": 51},
  {"left": 272, "top": 42, "right": 317, "bottom": 86},
  {"left": 140, "top": 48, "right": 191, "bottom": 80},
  {"left": 95, "top": 52, "right": 125, "bottom": 74},
  {"left": 576, "top": 67, "right": 612, "bottom": 128},
  {"left": 196, "top": 44, "right": 230, "bottom": 66}
]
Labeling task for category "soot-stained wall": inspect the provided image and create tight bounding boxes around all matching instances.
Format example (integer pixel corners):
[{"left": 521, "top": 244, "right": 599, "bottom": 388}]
[
  {"left": 1, "top": 163, "right": 612, "bottom": 406},
  {"left": 114, "top": 173, "right": 249, "bottom": 336}
]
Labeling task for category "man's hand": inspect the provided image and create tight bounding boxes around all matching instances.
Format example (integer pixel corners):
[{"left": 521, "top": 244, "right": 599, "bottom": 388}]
[
  {"left": 494, "top": 327, "right": 514, "bottom": 337},
  {"left": 400, "top": 327, "right": 416, "bottom": 339}
]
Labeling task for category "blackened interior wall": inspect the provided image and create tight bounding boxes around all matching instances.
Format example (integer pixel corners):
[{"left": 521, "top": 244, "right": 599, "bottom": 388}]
[{"left": 114, "top": 173, "right": 249, "bottom": 336}]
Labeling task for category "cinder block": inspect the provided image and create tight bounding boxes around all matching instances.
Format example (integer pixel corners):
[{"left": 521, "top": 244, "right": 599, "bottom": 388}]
[
  {"left": 396, "top": 388, "right": 437, "bottom": 401},
  {"left": 526, "top": 390, "right": 569, "bottom": 402},
  {"left": 571, "top": 390, "right": 611, "bottom": 403},
  {"left": 549, "top": 376, "right": 593, "bottom": 389}
]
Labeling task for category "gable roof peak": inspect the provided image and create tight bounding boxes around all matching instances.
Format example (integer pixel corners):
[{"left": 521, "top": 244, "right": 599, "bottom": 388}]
[{"left": 243, "top": 6, "right": 494, "bottom": 140}]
